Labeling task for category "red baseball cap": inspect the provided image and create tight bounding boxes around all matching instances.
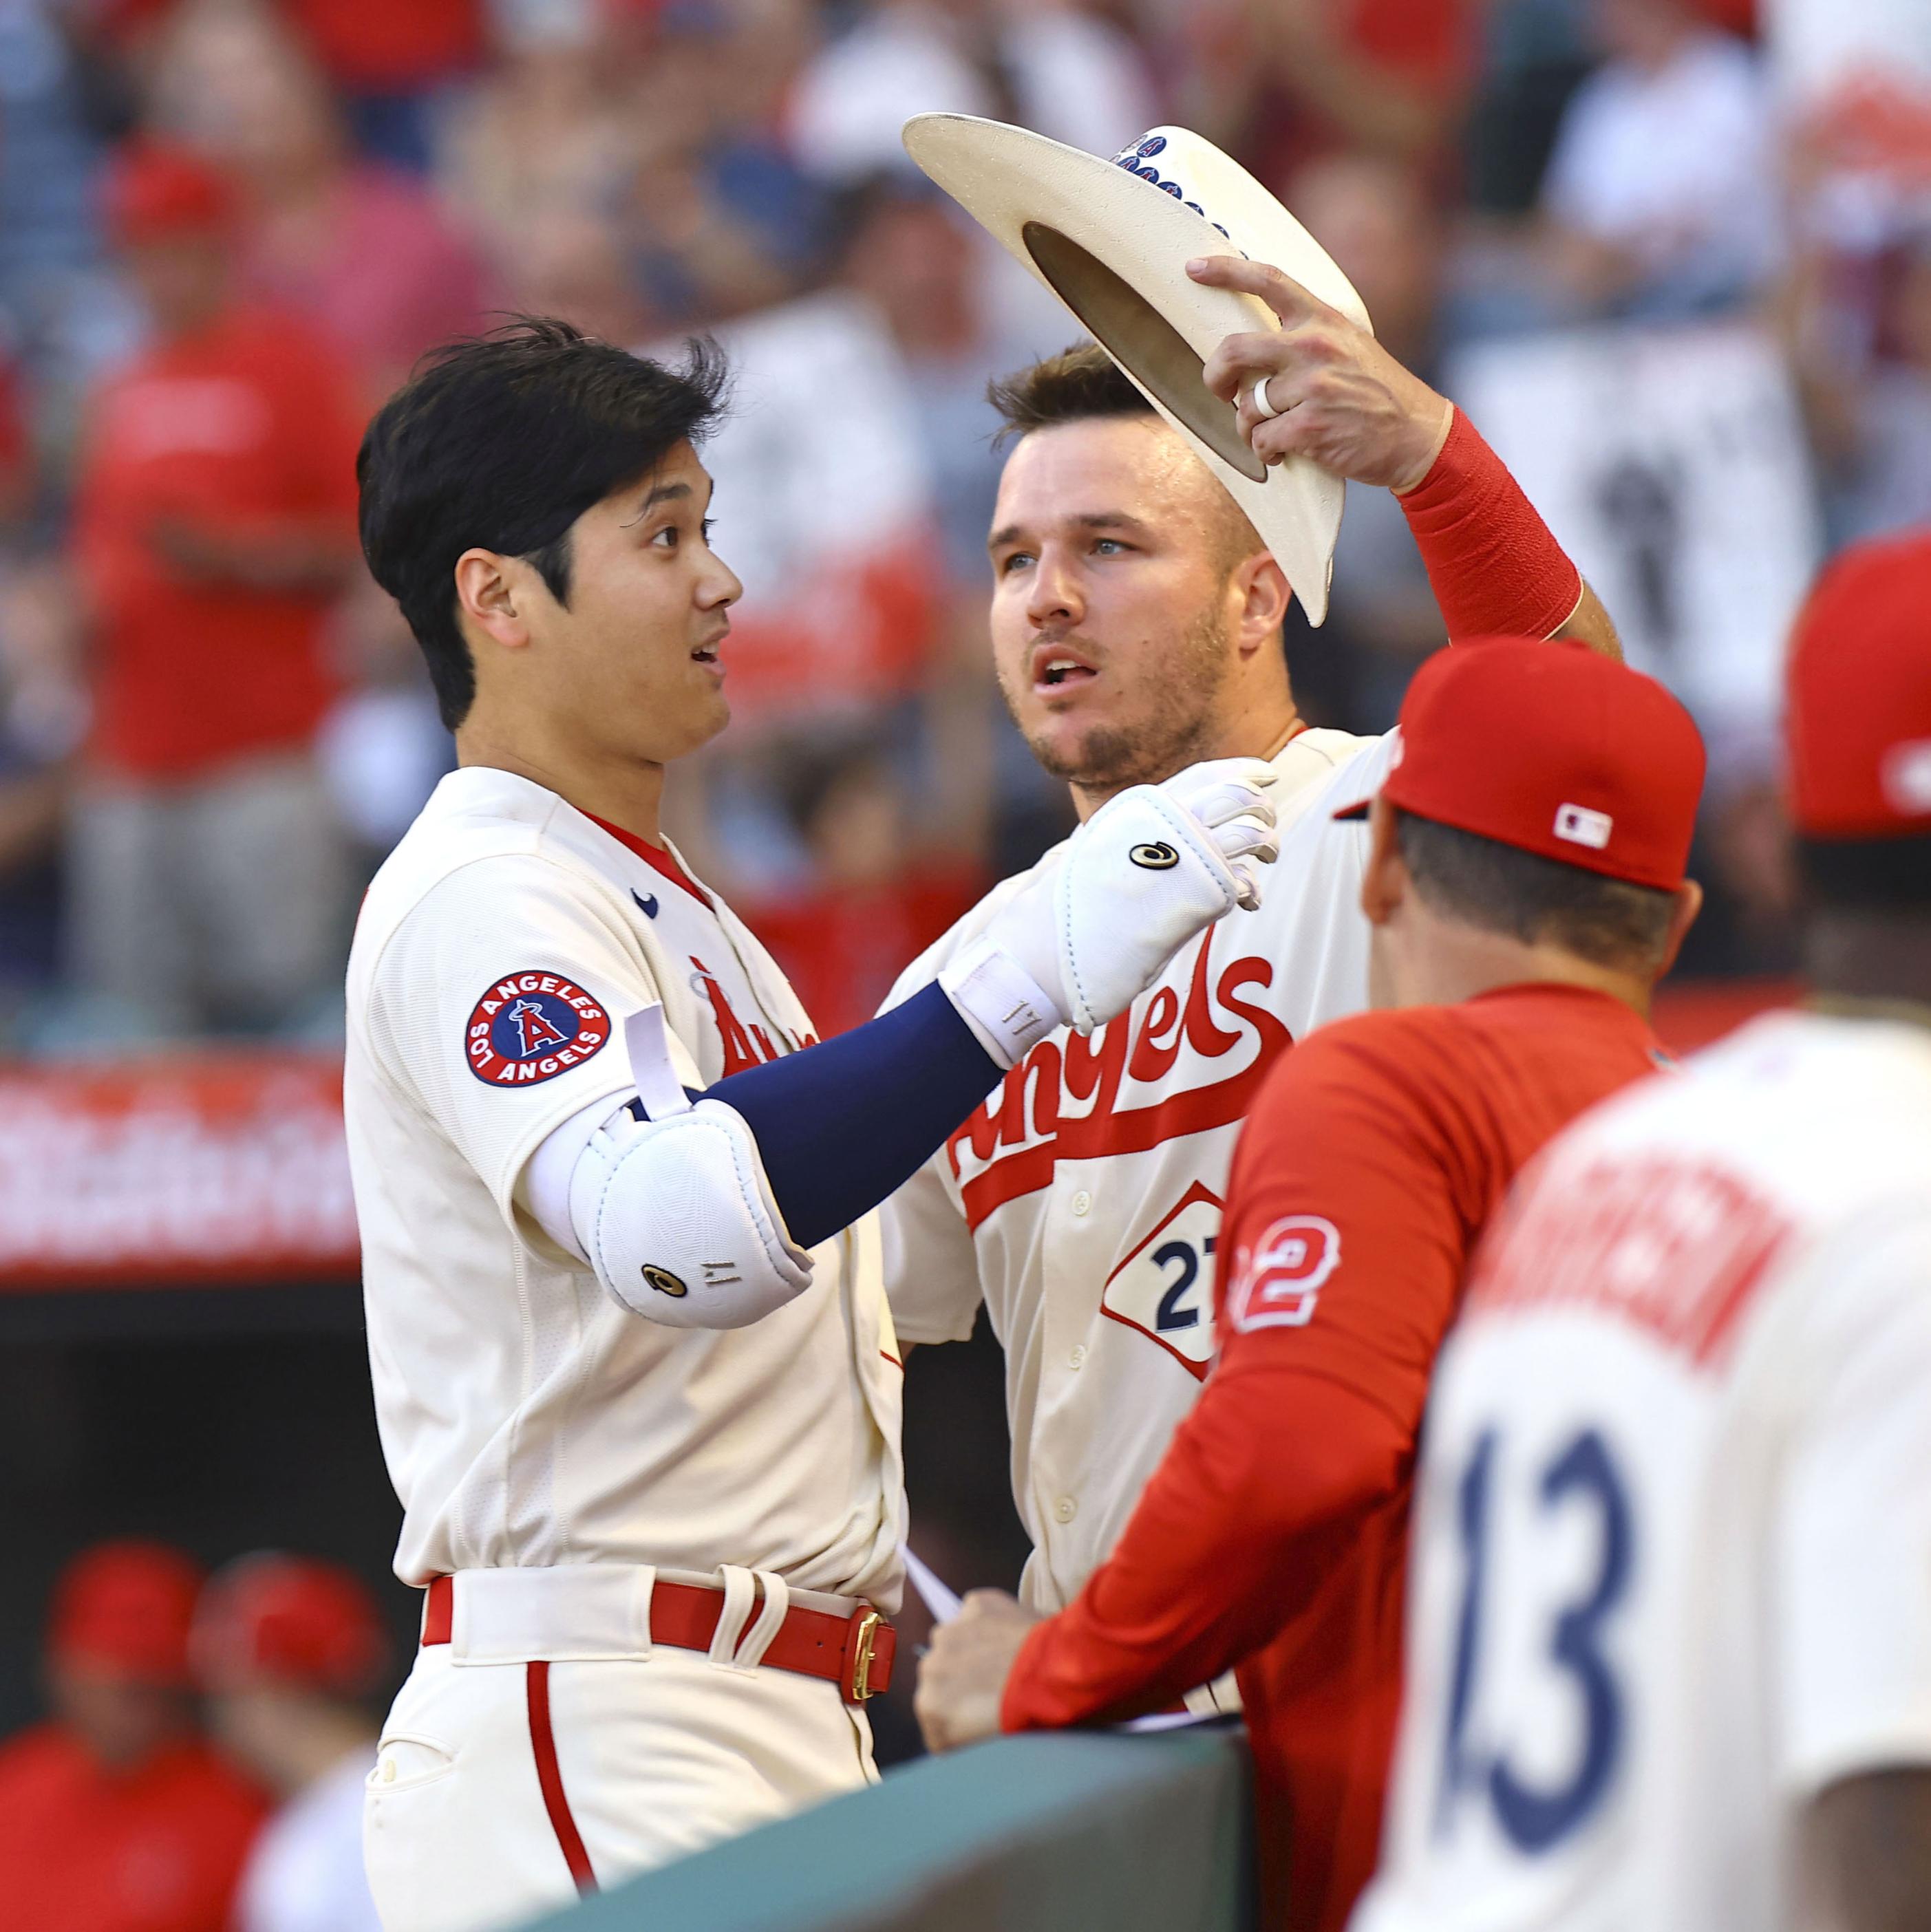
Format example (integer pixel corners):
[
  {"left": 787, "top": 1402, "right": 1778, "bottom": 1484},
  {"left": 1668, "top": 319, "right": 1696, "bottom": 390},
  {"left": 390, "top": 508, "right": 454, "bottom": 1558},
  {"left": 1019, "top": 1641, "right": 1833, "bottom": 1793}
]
[
  {"left": 192, "top": 1553, "right": 390, "bottom": 1699},
  {"left": 47, "top": 1540, "right": 204, "bottom": 1686},
  {"left": 103, "top": 140, "right": 235, "bottom": 248},
  {"left": 1785, "top": 529, "right": 1931, "bottom": 840},
  {"left": 1334, "top": 637, "right": 1705, "bottom": 891}
]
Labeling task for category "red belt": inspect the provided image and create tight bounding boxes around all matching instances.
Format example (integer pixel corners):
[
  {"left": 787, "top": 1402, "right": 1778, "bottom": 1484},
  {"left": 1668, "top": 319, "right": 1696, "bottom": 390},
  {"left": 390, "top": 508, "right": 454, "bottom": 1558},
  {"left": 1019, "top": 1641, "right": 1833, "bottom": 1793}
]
[{"left": 420, "top": 1574, "right": 895, "bottom": 1704}]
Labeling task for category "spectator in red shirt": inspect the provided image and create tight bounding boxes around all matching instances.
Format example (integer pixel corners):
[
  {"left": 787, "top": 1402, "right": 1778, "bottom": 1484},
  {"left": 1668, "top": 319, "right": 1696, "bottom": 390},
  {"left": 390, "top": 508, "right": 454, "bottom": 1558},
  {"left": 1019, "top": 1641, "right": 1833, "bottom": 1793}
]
[
  {"left": 70, "top": 140, "right": 365, "bottom": 1035},
  {"left": 146, "top": 8, "right": 492, "bottom": 394},
  {"left": 0, "top": 1541, "right": 268, "bottom": 1932},
  {"left": 915, "top": 641, "right": 1708, "bottom": 1932}
]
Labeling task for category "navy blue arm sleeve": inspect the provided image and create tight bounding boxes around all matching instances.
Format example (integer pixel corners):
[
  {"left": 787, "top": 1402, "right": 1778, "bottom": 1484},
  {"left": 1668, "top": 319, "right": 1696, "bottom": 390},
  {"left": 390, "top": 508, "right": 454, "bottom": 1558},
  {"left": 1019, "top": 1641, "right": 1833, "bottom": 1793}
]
[{"left": 687, "top": 983, "right": 1005, "bottom": 1251}]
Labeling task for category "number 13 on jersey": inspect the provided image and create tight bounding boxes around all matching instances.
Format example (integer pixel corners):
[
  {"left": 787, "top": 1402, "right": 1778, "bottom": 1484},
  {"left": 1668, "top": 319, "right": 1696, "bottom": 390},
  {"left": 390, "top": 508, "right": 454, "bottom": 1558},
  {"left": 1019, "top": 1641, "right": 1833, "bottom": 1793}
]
[{"left": 1428, "top": 1416, "right": 1637, "bottom": 1856}]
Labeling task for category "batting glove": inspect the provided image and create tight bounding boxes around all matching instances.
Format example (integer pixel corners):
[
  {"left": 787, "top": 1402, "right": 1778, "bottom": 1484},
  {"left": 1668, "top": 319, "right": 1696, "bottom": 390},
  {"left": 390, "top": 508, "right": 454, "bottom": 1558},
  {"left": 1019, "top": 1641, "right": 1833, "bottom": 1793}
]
[{"left": 941, "top": 758, "right": 1279, "bottom": 1062}]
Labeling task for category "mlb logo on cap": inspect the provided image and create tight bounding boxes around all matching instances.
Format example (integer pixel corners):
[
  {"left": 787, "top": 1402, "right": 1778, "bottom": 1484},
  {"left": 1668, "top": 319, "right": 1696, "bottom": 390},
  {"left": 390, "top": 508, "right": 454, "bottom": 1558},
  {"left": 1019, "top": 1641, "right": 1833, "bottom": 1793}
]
[
  {"left": 1332, "top": 638, "right": 1705, "bottom": 892},
  {"left": 1555, "top": 803, "right": 1614, "bottom": 851}
]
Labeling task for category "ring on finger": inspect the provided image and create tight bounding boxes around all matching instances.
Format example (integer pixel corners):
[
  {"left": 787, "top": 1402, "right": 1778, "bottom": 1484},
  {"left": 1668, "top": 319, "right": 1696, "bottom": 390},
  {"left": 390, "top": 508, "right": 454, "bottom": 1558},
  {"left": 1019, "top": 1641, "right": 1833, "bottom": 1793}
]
[{"left": 1246, "top": 375, "right": 1285, "bottom": 422}]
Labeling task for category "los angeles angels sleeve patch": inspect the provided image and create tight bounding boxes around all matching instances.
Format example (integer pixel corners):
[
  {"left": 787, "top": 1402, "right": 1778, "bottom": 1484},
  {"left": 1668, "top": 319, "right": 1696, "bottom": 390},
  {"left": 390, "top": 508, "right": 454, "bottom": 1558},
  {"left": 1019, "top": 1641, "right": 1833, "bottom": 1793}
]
[{"left": 465, "top": 972, "right": 612, "bottom": 1086}]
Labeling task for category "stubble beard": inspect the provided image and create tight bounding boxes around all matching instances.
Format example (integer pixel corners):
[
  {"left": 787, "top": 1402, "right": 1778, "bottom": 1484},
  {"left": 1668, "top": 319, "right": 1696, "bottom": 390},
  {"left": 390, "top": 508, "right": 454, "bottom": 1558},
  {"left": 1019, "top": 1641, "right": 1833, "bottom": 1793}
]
[{"left": 1014, "top": 603, "right": 1233, "bottom": 793}]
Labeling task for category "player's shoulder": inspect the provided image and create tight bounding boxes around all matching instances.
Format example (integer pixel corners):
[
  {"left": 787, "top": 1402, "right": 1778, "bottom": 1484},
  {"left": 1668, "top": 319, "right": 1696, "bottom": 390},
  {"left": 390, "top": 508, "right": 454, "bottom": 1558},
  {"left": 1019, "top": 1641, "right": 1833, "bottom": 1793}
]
[
  {"left": 352, "top": 769, "right": 634, "bottom": 979},
  {"left": 1269, "top": 727, "right": 1388, "bottom": 830},
  {"left": 1248, "top": 1005, "right": 1446, "bottom": 1131},
  {"left": 0, "top": 1721, "right": 78, "bottom": 1792},
  {"left": 1554, "top": 1009, "right": 1931, "bottom": 1219}
]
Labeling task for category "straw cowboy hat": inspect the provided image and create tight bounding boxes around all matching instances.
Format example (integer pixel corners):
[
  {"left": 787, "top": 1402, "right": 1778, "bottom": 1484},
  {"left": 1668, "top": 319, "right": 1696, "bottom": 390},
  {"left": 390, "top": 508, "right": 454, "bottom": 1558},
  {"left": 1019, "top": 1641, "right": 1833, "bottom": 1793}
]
[{"left": 901, "top": 114, "right": 1370, "bottom": 625}]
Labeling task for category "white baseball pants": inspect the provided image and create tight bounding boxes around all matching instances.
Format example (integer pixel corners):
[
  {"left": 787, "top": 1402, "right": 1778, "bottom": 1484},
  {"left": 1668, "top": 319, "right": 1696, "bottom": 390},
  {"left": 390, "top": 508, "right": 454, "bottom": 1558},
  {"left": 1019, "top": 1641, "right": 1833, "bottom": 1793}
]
[{"left": 363, "top": 1569, "right": 879, "bottom": 1932}]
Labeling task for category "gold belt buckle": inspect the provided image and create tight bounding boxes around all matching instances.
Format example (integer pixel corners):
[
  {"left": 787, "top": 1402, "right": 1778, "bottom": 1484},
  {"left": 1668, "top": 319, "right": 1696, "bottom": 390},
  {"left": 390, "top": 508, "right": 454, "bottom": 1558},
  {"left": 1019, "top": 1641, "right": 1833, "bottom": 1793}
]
[{"left": 848, "top": 1608, "right": 882, "bottom": 1702}]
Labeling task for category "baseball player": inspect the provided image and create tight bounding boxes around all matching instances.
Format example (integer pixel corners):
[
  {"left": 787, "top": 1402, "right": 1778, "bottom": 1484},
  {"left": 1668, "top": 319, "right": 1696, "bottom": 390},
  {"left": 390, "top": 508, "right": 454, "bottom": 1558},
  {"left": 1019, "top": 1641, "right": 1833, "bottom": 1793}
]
[
  {"left": 916, "top": 639, "right": 1707, "bottom": 1932},
  {"left": 1349, "top": 530, "right": 1931, "bottom": 1932},
  {"left": 882, "top": 253, "right": 1619, "bottom": 1654},
  {"left": 345, "top": 319, "right": 1279, "bottom": 1932}
]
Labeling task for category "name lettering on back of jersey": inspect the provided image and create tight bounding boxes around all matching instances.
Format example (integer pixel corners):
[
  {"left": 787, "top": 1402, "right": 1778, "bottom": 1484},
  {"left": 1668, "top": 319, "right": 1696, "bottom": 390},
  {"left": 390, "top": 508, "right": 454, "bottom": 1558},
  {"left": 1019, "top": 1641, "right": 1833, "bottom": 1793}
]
[
  {"left": 1225, "top": 1214, "right": 1343, "bottom": 1333},
  {"left": 1099, "top": 1179, "right": 1222, "bottom": 1378},
  {"left": 465, "top": 974, "right": 611, "bottom": 1086},
  {"left": 948, "top": 925, "right": 1292, "bottom": 1229},
  {"left": 1467, "top": 1153, "right": 1789, "bottom": 1366}
]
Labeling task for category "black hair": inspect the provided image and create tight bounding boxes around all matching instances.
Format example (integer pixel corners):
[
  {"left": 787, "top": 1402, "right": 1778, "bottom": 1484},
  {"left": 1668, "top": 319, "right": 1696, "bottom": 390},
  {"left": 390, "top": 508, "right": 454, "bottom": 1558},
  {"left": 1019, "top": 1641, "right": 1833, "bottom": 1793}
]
[
  {"left": 1795, "top": 832, "right": 1931, "bottom": 910},
  {"left": 987, "top": 340, "right": 1152, "bottom": 450},
  {"left": 357, "top": 318, "right": 729, "bottom": 730},
  {"left": 1395, "top": 809, "right": 1679, "bottom": 973}
]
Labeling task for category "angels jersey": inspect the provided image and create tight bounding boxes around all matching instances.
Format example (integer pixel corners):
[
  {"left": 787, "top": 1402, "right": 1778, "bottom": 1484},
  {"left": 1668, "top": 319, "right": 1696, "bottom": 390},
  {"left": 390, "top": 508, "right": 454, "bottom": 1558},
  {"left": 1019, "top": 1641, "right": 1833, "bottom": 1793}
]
[
  {"left": 345, "top": 766, "right": 904, "bottom": 1604},
  {"left": 1354, "top": 1011, "right": 1931, "bottom": 1932},
  {"left": 881, "top": 727, "right": 1392, "bottom": 1609}
]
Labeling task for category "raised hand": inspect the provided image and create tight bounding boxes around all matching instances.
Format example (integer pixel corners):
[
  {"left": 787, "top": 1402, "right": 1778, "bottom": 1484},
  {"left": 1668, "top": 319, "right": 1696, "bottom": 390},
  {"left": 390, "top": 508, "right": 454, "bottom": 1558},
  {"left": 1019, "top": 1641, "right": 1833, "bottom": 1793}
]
[{"left": 1189, "top": 254, "right": 1453, "bottom": 492}]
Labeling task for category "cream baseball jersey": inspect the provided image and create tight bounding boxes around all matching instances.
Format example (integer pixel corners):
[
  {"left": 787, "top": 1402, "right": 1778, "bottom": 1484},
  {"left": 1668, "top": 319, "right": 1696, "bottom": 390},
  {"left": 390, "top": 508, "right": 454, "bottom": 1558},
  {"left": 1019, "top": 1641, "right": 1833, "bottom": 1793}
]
[
  {"left": 881, "top": 726, "right": 1392, "bottom": 1609},
  {"left": 345, "top": 765, "right": 904, "bottom": 1602},
  {"left": 1353, "top": 1012, "right": 1931, "bottom": 1932}
]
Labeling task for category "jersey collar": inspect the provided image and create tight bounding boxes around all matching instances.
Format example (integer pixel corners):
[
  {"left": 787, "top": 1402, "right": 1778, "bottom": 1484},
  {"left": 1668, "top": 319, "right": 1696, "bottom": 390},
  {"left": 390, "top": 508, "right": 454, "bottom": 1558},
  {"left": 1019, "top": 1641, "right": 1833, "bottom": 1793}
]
[{"left": 580, "top": 810, "right": 712, "bottom": 909}]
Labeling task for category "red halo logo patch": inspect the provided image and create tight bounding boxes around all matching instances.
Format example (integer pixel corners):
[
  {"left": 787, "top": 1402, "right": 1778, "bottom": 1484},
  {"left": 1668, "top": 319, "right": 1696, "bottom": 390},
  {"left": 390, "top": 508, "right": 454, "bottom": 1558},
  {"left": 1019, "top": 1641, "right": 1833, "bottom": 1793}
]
[{"left": 465, "top": 972, "right": 611, "bottom": 1086}]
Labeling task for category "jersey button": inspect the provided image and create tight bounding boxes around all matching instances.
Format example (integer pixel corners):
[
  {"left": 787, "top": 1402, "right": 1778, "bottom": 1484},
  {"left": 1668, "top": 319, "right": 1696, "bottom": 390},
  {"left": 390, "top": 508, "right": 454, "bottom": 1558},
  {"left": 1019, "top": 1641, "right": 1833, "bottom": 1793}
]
[
  {"left": 1067, "top": 1344, "right": 1087, "bottom": 1369},
  {"left": 1053, "top": 1496, "right": 1078, "bottom": 1524},
  {"left": 1070, "top": 1190, "right": 1092, "bottom": 1217}
]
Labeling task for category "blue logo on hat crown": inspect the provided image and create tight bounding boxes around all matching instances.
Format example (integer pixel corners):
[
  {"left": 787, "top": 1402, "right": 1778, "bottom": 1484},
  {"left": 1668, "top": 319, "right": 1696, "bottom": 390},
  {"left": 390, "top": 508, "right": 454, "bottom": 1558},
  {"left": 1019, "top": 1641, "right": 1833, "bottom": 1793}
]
[{"left": 1108, "top": 131, "right": 1235, "bottom": 242}]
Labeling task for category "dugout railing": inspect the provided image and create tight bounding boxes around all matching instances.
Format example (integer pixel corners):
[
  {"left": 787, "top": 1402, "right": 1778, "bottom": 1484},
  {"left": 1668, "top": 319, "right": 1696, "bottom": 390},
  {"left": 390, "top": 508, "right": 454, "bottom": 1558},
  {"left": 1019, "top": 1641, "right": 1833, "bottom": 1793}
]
[{"left": 531, "top": 1725, "right": 1257, "bottom": 1932}]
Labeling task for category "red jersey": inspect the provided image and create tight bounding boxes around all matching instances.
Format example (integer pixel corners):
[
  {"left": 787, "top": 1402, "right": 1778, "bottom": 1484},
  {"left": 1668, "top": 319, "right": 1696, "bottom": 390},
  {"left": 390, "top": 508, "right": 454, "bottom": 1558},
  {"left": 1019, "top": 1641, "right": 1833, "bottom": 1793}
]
[
  {"left": 73, "top": 304, "right": 363, "bottom": 780},
  {"left": 0, "top": 1723, "right": 268, "bottom": 1932},
  {"left": 1001, "top": 982, "right": 1668, "bottom": 1932}
]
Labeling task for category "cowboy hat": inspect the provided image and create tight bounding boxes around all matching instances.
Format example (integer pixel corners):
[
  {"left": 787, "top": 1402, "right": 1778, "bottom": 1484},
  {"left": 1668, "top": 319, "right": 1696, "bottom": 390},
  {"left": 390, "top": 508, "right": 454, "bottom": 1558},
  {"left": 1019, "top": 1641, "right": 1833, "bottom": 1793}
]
[{"left": 901, "top": 114, "right": 1371, "bottom": 625}]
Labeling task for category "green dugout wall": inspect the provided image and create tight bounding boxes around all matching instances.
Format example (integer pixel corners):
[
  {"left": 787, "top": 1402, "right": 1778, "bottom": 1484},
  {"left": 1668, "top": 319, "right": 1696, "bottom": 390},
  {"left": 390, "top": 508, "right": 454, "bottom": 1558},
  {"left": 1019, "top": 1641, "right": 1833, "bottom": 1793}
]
[{"left": 533, "top": 1728, "right": 1257, "bottom": 1932}]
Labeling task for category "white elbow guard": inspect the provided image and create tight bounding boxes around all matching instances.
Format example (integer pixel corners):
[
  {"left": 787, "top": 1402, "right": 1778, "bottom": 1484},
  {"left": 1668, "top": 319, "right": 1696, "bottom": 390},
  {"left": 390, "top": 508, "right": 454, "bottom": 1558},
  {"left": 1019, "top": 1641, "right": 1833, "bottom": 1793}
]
[{"left": 568, "top": 1007, "right": 813, "bottom": 1329}]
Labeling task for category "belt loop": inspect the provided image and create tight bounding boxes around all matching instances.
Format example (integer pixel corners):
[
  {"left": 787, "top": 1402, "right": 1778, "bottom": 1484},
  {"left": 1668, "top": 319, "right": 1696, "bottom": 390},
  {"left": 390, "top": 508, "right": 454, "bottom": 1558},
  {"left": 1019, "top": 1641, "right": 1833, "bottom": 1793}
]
[
  {"left": 707, "top": 1565, "right": 756, "bottom": 1667},
  {"left": 631, "top": 1565, "right": 657, "bottom": 1659},
  {"left": 732, "top": 1571, "right": 790, "bottom": 1671}
]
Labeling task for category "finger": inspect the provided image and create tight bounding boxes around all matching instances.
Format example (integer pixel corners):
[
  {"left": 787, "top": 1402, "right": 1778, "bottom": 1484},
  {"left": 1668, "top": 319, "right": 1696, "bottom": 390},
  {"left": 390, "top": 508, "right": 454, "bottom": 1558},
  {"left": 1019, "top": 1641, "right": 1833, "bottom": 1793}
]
[
  {"left": 1185, "top": 783, "right": 1279, "bottom": 833},
  {"left": 1188, "top": 254, "right": 1331, "bottom": 330},
  {"left": 1235, "top": 370, "right": 1318, "bottom": 442},
  {"left": 1228, "top": 861, "right": 1262, "bottom": 912},
  {"left": 1211, "top": 816, "right": 1280, "bottom": 867},
  {"left": 1200, "top": 330, "right": 1292, "bottom": 403}
]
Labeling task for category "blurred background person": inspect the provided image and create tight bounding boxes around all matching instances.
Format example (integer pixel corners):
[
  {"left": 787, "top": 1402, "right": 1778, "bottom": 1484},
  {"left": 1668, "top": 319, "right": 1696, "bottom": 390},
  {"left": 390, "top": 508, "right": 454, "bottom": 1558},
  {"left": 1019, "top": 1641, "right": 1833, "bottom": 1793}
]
[
  {"left": 789, "top": 0, "right": 1155, "bottom": 189},
  {"left": 1537, "top": 0, "right": 1780, "bottom": 321},
  {"left": 0, "top": 1540, "right": 267, "bottom": 1932},
  {"left": 144, "top": 0, "right": 492, "bottom": 398},
  {"left": 68, "top": 140, "right": 364, "bottom": 1037},
  {"left": 194, "top": 1552, "right": 390, "bottom": 1932}
]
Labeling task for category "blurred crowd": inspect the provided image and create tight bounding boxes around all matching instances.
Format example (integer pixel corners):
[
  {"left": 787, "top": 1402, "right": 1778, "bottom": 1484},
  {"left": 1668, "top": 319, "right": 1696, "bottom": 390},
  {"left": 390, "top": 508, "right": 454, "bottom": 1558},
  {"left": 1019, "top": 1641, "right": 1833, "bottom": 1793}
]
[
  {"left": 0, "top": 1538, "right": 393, "bottom": 1932},
  {"left": 0, "top": 0, "right": 1925, "bottom": 1048}
]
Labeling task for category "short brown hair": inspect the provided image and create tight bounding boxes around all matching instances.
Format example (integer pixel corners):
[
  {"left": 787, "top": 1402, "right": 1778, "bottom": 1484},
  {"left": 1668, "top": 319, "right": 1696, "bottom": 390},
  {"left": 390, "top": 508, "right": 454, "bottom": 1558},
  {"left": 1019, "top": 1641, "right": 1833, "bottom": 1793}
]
[
  {"left": 988, "top": 341, "right": 1263, "bottom": 568},
  {"left": 1396, "top": 810, "right": 1678, "bottom": 974},
  {"left": 988, "top": 341, "right": 1152, "bottom": 448}
]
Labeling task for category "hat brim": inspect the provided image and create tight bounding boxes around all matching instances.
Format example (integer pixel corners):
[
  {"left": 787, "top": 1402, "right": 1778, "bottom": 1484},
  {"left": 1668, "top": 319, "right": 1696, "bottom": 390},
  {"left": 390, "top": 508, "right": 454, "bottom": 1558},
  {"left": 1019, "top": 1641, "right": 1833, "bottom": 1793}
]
[
  {"left": 902, "top": 114, "right": 1372, "bottom": 626},
  {"left": 1332, "top": 797, "right": 1371, "bottom": 821}
]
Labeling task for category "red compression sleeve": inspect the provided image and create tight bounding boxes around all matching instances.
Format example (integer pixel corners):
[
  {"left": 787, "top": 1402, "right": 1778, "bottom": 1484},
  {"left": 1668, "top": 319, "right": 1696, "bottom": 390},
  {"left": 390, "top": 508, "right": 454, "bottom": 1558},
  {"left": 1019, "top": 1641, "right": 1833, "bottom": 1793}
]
[
  {"left": 1397, "top": 409, "right": 1582, "bottom": 641},
  {"left": 999, "top": 1366, "right": 1406, "bottom": 1732}
]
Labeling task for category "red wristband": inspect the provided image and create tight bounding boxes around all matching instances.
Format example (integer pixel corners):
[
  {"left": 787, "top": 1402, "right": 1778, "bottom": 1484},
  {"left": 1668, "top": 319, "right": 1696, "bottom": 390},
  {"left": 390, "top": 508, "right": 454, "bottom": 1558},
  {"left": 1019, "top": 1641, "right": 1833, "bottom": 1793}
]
[{"left": 1396, "top": 410, "right": 1581, "bottom": 642}]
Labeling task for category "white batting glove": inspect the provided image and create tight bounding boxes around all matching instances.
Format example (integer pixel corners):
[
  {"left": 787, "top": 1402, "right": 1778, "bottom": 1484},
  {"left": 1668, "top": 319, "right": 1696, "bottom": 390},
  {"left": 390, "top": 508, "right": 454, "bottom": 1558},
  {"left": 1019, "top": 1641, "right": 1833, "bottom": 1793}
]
[{"left": 940, "top": 758, "right": 1279, "bottom": 1063}]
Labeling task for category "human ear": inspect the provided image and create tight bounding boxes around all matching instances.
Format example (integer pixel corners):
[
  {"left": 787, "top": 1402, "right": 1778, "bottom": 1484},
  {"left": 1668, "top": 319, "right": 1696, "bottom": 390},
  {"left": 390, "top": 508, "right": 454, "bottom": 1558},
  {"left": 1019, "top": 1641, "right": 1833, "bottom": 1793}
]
[
  {"left": 1232, "top": 549, "right": 1291, "bottom": 657},
  {"left": 1358, "top": 796, "right": 1407, "bottom": 927},
  {"left": 1654, "top": 878, "right": 1705, "bottom": 980},
  {"left": 454, "top": 549, "right": 532, "bottom": 653}
]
